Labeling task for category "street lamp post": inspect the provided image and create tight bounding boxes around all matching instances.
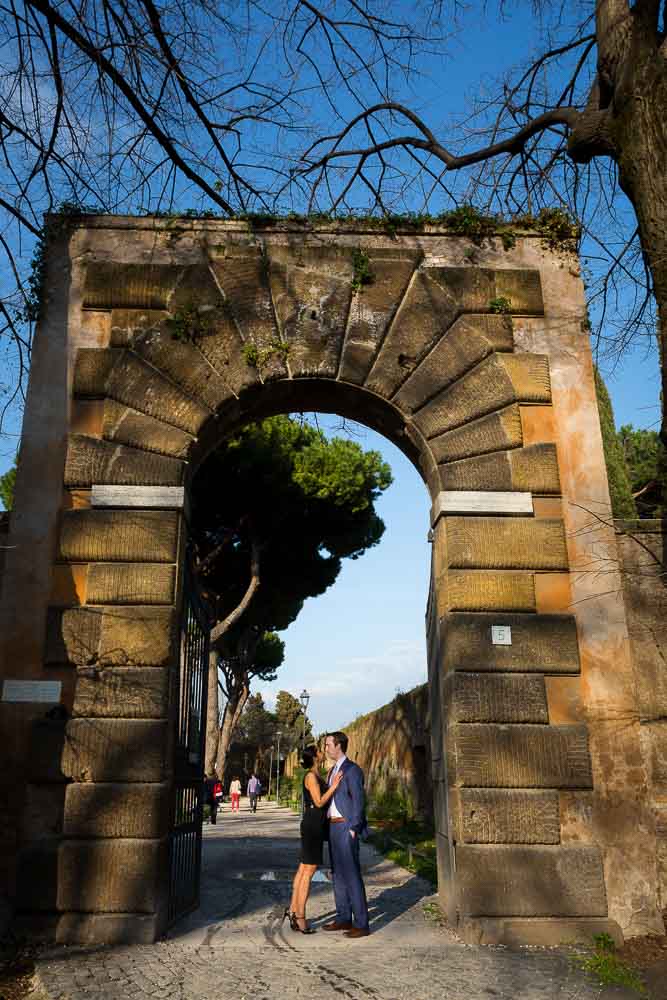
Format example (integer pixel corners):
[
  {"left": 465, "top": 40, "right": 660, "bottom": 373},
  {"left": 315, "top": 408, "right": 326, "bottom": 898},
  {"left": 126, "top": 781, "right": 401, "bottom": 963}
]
[
  {"left": 299, "top": 689, "right": 310, "bottom": 750},
  {"left": 276, "top": 730, "right": 282, "bottom": 803}
]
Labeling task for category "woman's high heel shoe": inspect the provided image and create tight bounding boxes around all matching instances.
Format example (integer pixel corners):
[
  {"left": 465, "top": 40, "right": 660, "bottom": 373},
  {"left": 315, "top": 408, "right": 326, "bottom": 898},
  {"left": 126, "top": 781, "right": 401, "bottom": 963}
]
[
  {"left": 282, "top": 906, "right": 292, "bottom": 926},
  {"left": 290, "top": 912, "right": 316, "bottom": 934}
]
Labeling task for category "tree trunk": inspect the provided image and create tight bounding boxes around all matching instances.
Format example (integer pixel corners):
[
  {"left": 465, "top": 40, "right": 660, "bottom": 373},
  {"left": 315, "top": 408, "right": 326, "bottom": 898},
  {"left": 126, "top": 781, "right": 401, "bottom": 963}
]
[
  {"left": 609, "top": 37, "right": 667, "bottom": 502},
  {"left": 204, "top": 649, "right": 220, "bottom": 776},
  {"left": 215, "top": 681, "right": 249, "bottom": 784}
]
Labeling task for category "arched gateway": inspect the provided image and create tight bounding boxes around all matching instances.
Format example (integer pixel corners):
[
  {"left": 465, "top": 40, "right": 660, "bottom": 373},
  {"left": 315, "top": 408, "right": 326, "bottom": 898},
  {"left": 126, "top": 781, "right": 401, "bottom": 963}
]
[{"left": 0, "top": 218, "right": 661, "bottom": 947}]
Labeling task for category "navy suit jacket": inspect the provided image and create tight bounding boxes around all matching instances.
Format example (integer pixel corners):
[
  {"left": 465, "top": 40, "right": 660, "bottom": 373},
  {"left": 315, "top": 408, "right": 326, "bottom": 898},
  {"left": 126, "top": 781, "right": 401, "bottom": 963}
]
[{"left": 330, "top": 758, "right": 368, "bottom": 838}]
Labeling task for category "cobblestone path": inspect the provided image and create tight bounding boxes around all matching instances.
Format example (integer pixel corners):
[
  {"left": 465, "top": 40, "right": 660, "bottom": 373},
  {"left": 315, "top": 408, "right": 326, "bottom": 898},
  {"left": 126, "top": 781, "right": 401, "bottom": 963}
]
[{"left": 35, "top": 802, "right": 634, "bottom": 1000}]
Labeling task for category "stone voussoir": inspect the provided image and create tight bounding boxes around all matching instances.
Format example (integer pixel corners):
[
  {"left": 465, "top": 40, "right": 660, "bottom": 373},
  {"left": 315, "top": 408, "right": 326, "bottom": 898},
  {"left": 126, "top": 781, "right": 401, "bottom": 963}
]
[
  {"left": 439, "top": 442, "right": 561, "bottom": 494},
  {"left": 414, "top": 353, "right": 551, "bottom": 440},
  {"left": 64, "top": 434, "right": 184, "bottom": 488},
  {"left": 430, "top": 404, "right": 523, "bottom": 465},
  {"left": 392, "top": 314, "right": 514, "bottom": 413},
  {"left": 102, "top": 399, "right": 194, "bottom": 458}
]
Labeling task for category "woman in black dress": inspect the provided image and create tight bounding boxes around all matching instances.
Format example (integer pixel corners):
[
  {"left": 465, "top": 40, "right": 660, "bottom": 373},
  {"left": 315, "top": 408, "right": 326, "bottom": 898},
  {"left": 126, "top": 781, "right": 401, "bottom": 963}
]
[{"left": 285, "top": 745, "right": 343, "bottom": 934}]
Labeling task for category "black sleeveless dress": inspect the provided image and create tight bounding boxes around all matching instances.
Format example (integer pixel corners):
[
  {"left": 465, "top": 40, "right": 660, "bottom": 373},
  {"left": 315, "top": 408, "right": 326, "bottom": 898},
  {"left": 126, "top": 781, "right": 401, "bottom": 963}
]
[{"left": 300, "top": 773, "right": 327, "bottom": 866}]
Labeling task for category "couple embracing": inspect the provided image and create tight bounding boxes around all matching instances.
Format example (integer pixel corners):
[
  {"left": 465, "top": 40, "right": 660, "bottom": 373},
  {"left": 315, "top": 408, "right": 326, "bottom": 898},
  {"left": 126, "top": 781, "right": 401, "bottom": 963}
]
[{"left": 286, "top": 731, "right": 369, "bottom": 938}]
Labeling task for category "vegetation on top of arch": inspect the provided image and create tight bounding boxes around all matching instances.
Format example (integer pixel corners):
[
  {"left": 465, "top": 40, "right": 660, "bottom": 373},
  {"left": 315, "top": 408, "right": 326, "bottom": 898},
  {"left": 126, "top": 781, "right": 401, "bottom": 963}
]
[{"left": 23, "top": 202, "right": 580, "bottom": 324}]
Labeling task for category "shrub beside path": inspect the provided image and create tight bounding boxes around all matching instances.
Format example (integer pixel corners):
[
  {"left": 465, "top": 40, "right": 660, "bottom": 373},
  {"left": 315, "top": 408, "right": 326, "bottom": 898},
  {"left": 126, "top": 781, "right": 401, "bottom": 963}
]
[{"left": 33, "top": 801, "right": 640, "bottom": 1000}]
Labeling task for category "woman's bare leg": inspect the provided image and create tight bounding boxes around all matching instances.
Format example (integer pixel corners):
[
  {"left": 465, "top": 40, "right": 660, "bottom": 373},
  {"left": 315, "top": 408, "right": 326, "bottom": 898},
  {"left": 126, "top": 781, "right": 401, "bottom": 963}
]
[
  {"left": 294, "top": 864, "right": 317, "bottom": 926},
  {"left": 290, "top": 864, "right": 304, "bottom": 914}
]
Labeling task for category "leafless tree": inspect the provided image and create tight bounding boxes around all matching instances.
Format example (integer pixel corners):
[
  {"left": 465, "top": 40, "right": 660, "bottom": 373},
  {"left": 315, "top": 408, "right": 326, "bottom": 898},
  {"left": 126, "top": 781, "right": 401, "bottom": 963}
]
[
  {"left": 2, "top": 0, "right": 665, "bottom": 458},
  {"left": 294, "top": 1, "right": 667, "bottom": 450}
]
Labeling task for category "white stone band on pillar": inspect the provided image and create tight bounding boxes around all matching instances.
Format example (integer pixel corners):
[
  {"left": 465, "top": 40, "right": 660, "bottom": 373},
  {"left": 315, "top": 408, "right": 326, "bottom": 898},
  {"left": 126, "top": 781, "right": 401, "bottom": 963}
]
[
  {"left": 430, "top": 490, "right": 533, "bottom": 524},
  {"left": 91, "top": 485, "right": 186, "bottom": 509}
]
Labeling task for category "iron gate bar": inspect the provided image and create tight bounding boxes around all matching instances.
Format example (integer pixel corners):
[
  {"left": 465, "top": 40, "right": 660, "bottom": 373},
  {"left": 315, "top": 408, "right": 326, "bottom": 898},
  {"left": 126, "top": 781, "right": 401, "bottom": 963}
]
[{"left": 168, "top": 548, "right": 211, "bottom": 926}]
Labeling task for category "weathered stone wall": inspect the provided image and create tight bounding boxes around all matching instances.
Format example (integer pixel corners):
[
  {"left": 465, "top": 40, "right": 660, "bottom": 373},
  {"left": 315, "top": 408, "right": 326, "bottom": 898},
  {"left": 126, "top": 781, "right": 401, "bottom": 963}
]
[
  {"left": 0, "top": 216, "right": 657, "bottom": 947},
  {"left": 617, "top": 520, "right": 667, "bottom": 912},
  {"left": 343, "top": 685, "right": 432, "bottom": 823}
]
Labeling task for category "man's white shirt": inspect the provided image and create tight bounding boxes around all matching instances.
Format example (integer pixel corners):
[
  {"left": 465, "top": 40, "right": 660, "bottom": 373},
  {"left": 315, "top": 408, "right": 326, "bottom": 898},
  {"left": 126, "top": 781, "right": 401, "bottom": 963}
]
[{"left": 327, "top": 755, "right": 347, "bottom": 818}]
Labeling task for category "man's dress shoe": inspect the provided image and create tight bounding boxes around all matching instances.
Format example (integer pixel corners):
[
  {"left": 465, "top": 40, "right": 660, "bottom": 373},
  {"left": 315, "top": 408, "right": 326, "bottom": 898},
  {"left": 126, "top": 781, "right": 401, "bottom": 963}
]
[
  {"left": 343, "top": 927, "right": 370, "bottom": 938},
  {"left": 322, "top": 921, "right": 353, "bottom": 931}
]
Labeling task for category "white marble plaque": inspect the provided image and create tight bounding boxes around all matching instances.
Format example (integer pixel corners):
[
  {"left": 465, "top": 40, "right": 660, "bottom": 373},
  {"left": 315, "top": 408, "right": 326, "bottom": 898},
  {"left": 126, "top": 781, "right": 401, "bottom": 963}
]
[
  {"left": 2, "top": 680, "right": 62, "bottom": 703},
  {"left": 91, "top": 485, "right": 185, "bottom": 509},
  {"left": 431, "top": 491, "right": 533, "bottom": 523},
  {"left": 491, "top": 626, "right": 512, "bottom": 646}
]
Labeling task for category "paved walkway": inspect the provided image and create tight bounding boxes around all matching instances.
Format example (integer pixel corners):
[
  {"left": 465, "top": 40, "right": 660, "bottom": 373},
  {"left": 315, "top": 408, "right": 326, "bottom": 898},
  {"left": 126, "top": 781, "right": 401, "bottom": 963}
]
[{"left": 35, "top": 802, "right": 636, "bottom": 1000}]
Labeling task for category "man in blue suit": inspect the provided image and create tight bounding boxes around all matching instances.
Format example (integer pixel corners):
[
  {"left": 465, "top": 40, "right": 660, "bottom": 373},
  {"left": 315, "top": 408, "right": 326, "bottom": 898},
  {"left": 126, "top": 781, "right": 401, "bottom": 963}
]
[{"left": 322, "top": 731, "right": 370, "bottom": 938}]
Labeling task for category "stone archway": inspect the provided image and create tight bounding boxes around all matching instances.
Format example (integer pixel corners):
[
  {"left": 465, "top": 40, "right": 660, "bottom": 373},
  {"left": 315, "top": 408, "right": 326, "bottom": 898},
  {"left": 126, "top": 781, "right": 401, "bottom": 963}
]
[{"left": 0, "top": 218, "right": 661, "bottom": 946}]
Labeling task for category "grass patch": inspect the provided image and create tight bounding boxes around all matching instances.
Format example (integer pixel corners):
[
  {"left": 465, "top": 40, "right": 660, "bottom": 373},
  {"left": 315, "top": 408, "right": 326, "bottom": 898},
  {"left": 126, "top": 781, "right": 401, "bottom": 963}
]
[
  {"left": 369, "top": 819, "right": 437, "bottom": 887},
  {"left": 575, "top": 933, "right": 647, "bottom": 995}
]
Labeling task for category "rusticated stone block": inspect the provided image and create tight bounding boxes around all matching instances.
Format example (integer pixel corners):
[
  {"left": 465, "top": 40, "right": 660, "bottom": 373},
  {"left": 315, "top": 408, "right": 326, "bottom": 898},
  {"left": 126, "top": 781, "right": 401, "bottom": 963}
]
[
  {"left": 393, "top": 316, "right": 512, "bottom": 412},
  {"left": 445, "top": 517, "right": 568, "bottom": 570},
  {"left": 267, "top": 245, "right": 353, "bottom": 378},
  {"left": 494, "top": 269, "right": 544, "bottom": 314},
  {"left": 62, "top": 719, "right": 168, "bottom": 781},
  {"left": 65, "top": 435, "right": 183, "bottom": 487},
  {"left": 103, "top": 400, "right": 193, "bottom": 458},
  {"left": 59, "top": 510, "right": 179, "bottom": 563},
  {"left": 86, "top": 563, "right": 175, "bottom": 605},
  {"left": 452, "top": 723, "right": 593, "bottom": 788},
  {"left": 58, "top": 839, "right": 166, "bottom": 912},
  {"left": 339, "top": 253, "right": 419, "bottom": 384},
  {"left": 431, "top": 405, "right": 523, "bottom": 464},
  {"left": 73, "top": 667, "right": 169, "bottom": 719},
  {"left": 365, "top": 267, "right": 466, "bottom": 398},
  {"left": 83, "top": 262, "right": 182, "bottom": 309},
  {"left": 17, "top": 843, "right": 58, "bottom": 911},
  {"left": 73, "top": 348, "right": 120, "bottom": 396},
  {"left": 106, "top": 353, "right": 210, "bottom": 435},
  {"left": 63, "top": 783, "right": 169, "bottom": 837},
  {"left": 29, "top": 720, "right": 68, "bottom": 783},
  {"left": 210, "top": 249, "right": 286, "bottom": 381},
  {"left": 456, "top": 845, "right": 607, "bottom": 916},
  {"left": 446, "top": 672, "right": 548, "bottom": 723},
  {"left": 510, "top": 443, "right": 561, "bottom": 493},
  {"left": 55, "top": 913, "right": 161, "bottom": 945},
  {"left": 440, "top": 612, "right": 580, "bottom": 673},
  {"left": 414, "top": 354, "right": 550, "bottom": 440},
  {"left": 20, "top": 784, "right": 66, "bottom": 841},
  {"left": 110, "top": 308, "right": 167, "bottom": 347},
  {"left": 446, "top": 572, "right": 536, "bottom": 612},
  {"left": 45, "top": 606, "right": 176, "bottom": 666},
  {"left": 455, "top": 789, "right": 560, "bottom": 844},
  {"left": 133, "top": 325, "right": 235, "bottom": 412},
  {"left": 643, "top": 721, "right": 667, "bottom": 795},
  {"left": 439, "top": 443, "right": 560, "bottom": 494}
]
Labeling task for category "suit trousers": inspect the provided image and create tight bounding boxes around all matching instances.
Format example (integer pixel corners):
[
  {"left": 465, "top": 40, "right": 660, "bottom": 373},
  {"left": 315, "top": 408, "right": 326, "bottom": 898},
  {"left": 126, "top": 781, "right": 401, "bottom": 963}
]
[{"left": 328, "top": 822, "right": 369, "bottom": 930}]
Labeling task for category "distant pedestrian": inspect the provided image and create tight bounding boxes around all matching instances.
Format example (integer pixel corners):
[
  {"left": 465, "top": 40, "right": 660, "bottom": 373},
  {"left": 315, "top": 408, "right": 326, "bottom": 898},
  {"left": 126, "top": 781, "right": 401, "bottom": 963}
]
[
  {"left": 204, "top": 773, "right": 220, "bottom": 824},
  {"left": 229, "top": 776, "right": 242, "bottom": 812},
  {"left": 247, "top": 773, "right": 261, "bottom": 812}
]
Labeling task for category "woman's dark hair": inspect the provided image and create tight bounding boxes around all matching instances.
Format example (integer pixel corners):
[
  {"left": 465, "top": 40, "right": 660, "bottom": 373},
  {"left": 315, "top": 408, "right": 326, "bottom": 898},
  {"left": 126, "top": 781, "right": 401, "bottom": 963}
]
[{"left": 301, "top": 745, "right": 318, "bottom": 769}]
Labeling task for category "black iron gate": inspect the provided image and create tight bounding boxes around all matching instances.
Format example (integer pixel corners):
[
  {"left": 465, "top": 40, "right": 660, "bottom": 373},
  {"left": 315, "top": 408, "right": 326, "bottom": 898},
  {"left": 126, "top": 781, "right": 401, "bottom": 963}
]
[{"left": 167, "top": 555, "right": 210, "bottom": 925}]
